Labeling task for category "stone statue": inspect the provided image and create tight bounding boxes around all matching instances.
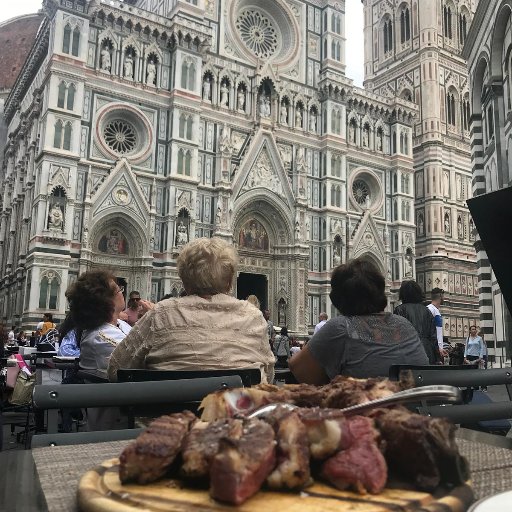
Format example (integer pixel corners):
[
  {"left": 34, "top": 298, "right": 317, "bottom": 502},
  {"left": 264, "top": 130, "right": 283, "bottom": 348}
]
[
  {"left": 100, "top": 48, "right": 111, "bottom": 72},
  {"left": 82, "top": 227, "right": 88, "bottom": 246},
  {"left": 280, "top": 103, "right": 288, "bottom": 125},
  {"left": 48, "top": 204, "right": 64, "bottom": 229},
  {"left": 349, "top": 122, "right": 356, "bottom": 143},
  {"left": 237, "top": 88, "right": 245, "bottom": 112},
  {"left": 444, "top": 213, "right": 451, "bottom": 234},
  {"left": 295, "top": 220, "right": 302, "bottom": 241},
  {"left": 124, "top": 54, "right": 134, "bottom": 78},
  {"left": 259, "top": 94, "right": 271, "bottom": 117},
  {"left": 376, "top": 131, "right": 383, "bottom": 151},
  {"left": 333, "top": 247, "right": 342, "bottom": 267},
  {"left": 457, "top": 216, "right": 463, "bottom": 239},
  {"left": 176, "top": 221, "right": 188, "bottom": 245},
  {"left": 295, "top": 108, "right": 302, "bottom": 127},
  {"left": 215, "top": 202, "right": 223, "bottom": 225},
  {"left": 278, "top": 302, "right": 286, "bottom": 326},
  {"left": 220, "top": 82, "right": 229, "bottom": 107},
  {"left": 146, "top": 59, "right": 156, "bottom": 85},
  {"left": 309, "top": 111, "right": 316, "bottom": 132},
  {"left": 404, "top": 252, "right": 413, "bottom": 278},
  {"left": 418, "top": 215, "right": 424, "bottom": 235},
  {"left": 203, "top": 76, "right": 211, "bottom": 101},
  {"left": 363, "top": 127, "right": 369, "bottom": 147}
]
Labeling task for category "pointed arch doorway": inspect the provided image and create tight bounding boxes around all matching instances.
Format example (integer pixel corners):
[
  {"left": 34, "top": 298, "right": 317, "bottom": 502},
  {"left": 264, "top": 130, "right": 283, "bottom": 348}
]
[{"left": 237, "top": 272, "right": 268, "bottom": 310}]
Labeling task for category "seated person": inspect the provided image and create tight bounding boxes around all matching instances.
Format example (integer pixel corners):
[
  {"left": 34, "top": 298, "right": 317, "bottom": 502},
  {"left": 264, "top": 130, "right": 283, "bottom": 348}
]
[
  {"left": 108, "top": 237, "right": 275, "bottom": 383},
  {"left": 65, "top": 271, "right": 132, "bottom": 374},
  {"left": 290, "top": 258, "right": 428, "bottom": 384}
]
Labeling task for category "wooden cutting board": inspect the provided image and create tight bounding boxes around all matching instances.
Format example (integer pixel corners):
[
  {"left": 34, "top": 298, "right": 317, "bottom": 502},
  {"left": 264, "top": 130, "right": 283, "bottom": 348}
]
[{"left": 78, "top": 458, "right": 474, "bottom": 512}]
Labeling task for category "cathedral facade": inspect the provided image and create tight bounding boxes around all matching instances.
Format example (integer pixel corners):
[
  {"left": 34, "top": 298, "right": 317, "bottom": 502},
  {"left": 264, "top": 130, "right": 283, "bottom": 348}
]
[
  {"left": 362, "top": 0, "right": 480, "bottom": 342},
  {"left": 1, "top": 0, "right": 417, "bottom": 334}
]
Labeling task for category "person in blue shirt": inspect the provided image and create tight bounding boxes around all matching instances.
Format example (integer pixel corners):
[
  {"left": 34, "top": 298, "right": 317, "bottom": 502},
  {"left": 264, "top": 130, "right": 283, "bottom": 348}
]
[{"left": 464, "top": 325, "right": 485, "bottom": 367}]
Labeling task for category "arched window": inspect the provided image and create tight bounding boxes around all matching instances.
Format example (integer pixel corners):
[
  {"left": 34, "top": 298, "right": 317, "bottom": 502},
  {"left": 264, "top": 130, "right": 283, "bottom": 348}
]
[
  {"left": 188, "top": 63, "right": 196, "bottom": 90},
  {"left": 53, "top": 121, "right": 63, "bottom": 148},
  {"left": 57, "top": 82, "right": 67, "bottom": 108},
  {"left": 177, "top": 149, "right": 184, "bottom": 173},
  {"left": 336, "top": 16, "right": 341, "bottom": 34},
  {"left": 400, "top": 6, "right": 410, "bottom": 43},
  {"left": 72, "top": 27, "right": 80, "bottom": 57},
  {"left": 186, "top": 116, "right": 193, "bottom": 140},
  {"left": 185, "top": 151, "right": 192, "bottom": 176},
  {"left": 179, "top": 114, "right": 186, "bottom": 138},
  {"left": 443, "top": 5, "right": 452, "bottom": 40},
  {"left": 331, "top": 184, "right": 336, "bottom": 206},
  {"left": 446, "top": 91, "right": 456, "bottom": 126},
  {"left": 67, "top": 84, "right": 75, "bottom": 110},
  {"left": 393, "top": 172, "right": 398, "bottom": 192},
  {"left": 331, "top": 40, "right": 336, "bottom": 60},
  {"left": 393, "top": 199, "right": 398, "bottom": 221},
  {"left": 62, "top": 25, "right": 72, "bottom": 54},
  {"left": 383, "top": 18, "right": 393, "bottom": 54},
  {"left": 400, "top": 132, "right": 405, "bottom": 153},
  {"left": 405, "top": 174, "right": 410, "bottom": 194},
  {"left": 462, "top": 95, "right": 471, "bottom": 131},
  {"left": 63, "top": 123, "right": 72, "bottom": 151},
  {"left": 39, "top": 273, "right": 60, "bottom": 310},
  {"left": 181, "top": 61, "right": 188, "bottom": 89},
  {"left": 458, "top": 12, "right": 468, "bottom": 45},
  {"left": 331, "top": 15, "right": 336, "bottom": 33},
  {"left": 335, "top": 186, "right": 341, "bottom": 207}
]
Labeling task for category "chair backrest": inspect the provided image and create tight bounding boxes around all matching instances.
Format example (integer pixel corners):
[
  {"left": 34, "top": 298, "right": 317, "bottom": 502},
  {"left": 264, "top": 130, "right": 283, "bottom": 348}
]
[
  {"left": 389, "top": 364, "right": 473, "bottom": 381},
  {"left": 390, "top": 365, "right": 512, "bottom": 398},
  {"left": 31, "top": 428, "right": 144, "bottom": 448},
  {"left": 33, "top": 375, "right": 243, "bottom": 433},
  {"left": 117, "top": 368, "right": 261, "bottom": 387}
]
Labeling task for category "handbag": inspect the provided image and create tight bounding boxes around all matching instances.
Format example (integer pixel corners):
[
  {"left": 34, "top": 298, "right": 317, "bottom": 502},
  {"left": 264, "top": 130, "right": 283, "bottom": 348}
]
[
  {"left": 9, "top": 370, "right": 36, "bottom": 406},
  {"left": 6, "top": 356, "right": 20, "bottom": 389}
]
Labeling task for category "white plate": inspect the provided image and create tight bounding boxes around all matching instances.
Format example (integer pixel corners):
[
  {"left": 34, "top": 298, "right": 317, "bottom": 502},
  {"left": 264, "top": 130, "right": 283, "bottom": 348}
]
[{"left": 469, "top": 490, "right": 512, "bottom": 512}]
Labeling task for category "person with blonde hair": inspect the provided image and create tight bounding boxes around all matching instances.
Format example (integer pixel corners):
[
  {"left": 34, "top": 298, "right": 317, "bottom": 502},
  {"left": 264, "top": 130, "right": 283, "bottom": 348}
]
[
  {"left": 108, "top": 237, "right": 275, "bottom": 383},
  {"left": 246, "top": 295, "right": 260, "bottom": 309}
]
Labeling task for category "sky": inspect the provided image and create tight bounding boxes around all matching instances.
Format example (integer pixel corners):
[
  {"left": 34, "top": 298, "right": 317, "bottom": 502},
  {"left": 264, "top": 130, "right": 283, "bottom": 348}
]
[{"left": 0, "top": 0, "right": 365, "bottom": 86}]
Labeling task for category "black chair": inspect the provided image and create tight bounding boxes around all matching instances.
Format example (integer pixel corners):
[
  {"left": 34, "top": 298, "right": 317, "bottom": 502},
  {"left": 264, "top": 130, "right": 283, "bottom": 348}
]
[
  {"left": 31, "top": 375, "right": 243, "bottom": 439},
  {"left": 30, "top": 427, "right": 144, "bottom": 448},
  {"left": 117, "top": 368, "right": 261, "bottom": 387},
  {"left": 390, "top": 365, "right": 512, "bottom": 435}
]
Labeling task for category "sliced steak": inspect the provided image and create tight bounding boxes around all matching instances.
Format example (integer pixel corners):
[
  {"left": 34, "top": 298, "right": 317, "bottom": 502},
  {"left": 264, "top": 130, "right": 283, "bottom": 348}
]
[
  {"left": 299, "top": 409, "right": 381, "bottom": 459},
  {"left": 181, "top": 418, "right": 243, "bottom": 478},
  {"left": 210, "top": 418, "right": 276, "bottom": 505},
  {"left": 321, "top": 441, "right": 388, "bottom": 494},
  {"left": 119, "top": 411, "right": 197, "bottom": 484},
  {"left": 373, "top": 408, "right": 469, "bottom": 491},
  {"left": 265, "top": 408, "right": 310, "bottom": 490}
]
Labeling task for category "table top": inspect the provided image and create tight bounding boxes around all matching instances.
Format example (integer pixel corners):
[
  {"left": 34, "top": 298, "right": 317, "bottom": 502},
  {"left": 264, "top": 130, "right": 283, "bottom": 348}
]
[{"left": 1, "top": 430, "right": 511, "bottom": 512}]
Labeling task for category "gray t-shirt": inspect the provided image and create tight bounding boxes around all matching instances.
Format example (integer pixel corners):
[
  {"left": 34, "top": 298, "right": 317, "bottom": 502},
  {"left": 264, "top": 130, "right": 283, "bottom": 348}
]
[{"left": 308, "top": 313, "right": 428, "bottom": 379}]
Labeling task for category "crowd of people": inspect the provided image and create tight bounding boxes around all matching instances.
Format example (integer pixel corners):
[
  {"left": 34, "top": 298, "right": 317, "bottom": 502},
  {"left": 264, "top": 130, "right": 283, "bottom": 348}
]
[{"left": 2, "top": 237, "right": 490, "bottom": 430}]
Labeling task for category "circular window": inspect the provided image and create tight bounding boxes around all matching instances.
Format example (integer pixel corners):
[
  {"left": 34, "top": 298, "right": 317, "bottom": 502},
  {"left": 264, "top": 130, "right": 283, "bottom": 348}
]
[
  {"left": 236, "top": 9, "right": 279, "bottom": 58},
  {"left": 96, "top": 104, "right": 153, "bottom": 163},
  {"left": 350, "top": 169, "right": 384, "bottom": 212},
  {"left": 104, "top": 120, "right": 137, "bottom": 155},
  {"left": 352, "top": 179, "right": 371, "bottom": 206}
]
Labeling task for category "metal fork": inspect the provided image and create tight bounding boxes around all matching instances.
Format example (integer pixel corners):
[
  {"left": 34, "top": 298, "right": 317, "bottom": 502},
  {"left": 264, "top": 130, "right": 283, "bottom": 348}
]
[{"left": 248, "top": 384, "right": 462, "bottom": 419}]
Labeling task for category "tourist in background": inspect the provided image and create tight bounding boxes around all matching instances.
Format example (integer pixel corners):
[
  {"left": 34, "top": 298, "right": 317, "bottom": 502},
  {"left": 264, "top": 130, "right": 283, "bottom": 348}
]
[
  {"left": 427, "top": 288, "right": 448, "bottom": 360},
  {"left": 394, "top": 280, "right": 440, "bottom": 364},
  {"left": 314, "top": 312, "right": 328, "bottom": 334},
  {"left": 290, "top": 258, "right": 428, "bottom": 384},
  {"left": 464, "top": 325, "right": 485, "bottom": 367},
  {"left": 273, "top": 327, "right": 291, "bottom": 368}
]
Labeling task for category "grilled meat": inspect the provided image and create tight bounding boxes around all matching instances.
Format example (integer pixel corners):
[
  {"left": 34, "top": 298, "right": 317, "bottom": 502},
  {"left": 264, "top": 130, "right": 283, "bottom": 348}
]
[
  {"left": 181, "top": 418, "right": 243, "bottom": 478},
  {"left": 119, "top": 411, "right": 197, "bottom": 484},
  {"left": 210, "top": 419, "right": 276, "bottom": 505}
]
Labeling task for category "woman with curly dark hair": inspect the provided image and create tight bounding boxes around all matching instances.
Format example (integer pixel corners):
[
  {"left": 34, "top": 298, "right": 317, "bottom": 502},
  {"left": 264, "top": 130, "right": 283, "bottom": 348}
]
[
  {"left": 394, "top": 280, "right": 440, "bottom": 364},
  {"left": 290, "top": 258, "right": 428, "bottom": 384},
  {"left": 65, "top": 270, "right": 132, "bottom": 373}
]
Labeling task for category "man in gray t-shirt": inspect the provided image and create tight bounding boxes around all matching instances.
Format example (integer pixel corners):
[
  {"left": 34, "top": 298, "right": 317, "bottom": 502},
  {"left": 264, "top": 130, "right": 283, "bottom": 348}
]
[{"left": 307, "top": 313, "right": 428, "bottom": 380}]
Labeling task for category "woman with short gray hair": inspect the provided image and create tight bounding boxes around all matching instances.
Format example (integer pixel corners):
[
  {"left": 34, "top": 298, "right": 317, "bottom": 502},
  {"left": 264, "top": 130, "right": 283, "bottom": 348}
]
[{"left": 108, "top": 237, "right": 275, "bottom": 383}]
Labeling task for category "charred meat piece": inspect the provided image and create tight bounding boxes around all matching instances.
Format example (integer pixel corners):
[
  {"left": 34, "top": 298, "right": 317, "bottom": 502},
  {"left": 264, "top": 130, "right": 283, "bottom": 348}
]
[
  {"left": 181, "top": 418, "right": 243, "bottom": 478},
  {"left": 321, "top": 440, "right": 388, "bottom": 494},
  {"left": 265, "top": 408, "right": 310, "bottom": 490},
  {"left": 322, "top": 376, "right": 401, "bottom": 409},
  {"left": 373, "top": 408, "right": 469, "bottom": 491},
  {"left": 299, "top": 409, "right": 381, "bottom": 459},
  {"left": 210, "top": 418, "right": 276, "bottom": 505},
  {"left": 119, "top": 411, "right": 197, "bottom": 484}
]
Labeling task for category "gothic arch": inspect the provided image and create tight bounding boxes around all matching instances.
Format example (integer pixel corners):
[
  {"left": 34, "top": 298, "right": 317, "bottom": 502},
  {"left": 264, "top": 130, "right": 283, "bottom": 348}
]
[
  {"left": 471, "top": 53, "right": 490, "bottom": 113},
  {"left": 90, "top": 213, "right": 148, "bottom": 258},
  {"left": 491, "top": 1, "right": 512, "bottom": 80}
]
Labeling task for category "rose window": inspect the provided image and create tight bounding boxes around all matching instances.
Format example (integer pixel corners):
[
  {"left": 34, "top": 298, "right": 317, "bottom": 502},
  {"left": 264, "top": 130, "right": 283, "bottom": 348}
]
[
  {"left": 236, "top": 9, "right": 279, "bottom": 58},
  {"left": 103, "top": 120, "right": 137, "bottom": 155},
  {"left": 352, "top": 179, "right": 371, "bottom": 206}
]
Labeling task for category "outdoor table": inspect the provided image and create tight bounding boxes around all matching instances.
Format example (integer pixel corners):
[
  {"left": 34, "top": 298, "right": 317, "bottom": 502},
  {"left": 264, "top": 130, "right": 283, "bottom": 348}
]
[{"left": 0, "top": 429, "right": 511, "bottom": 511}]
